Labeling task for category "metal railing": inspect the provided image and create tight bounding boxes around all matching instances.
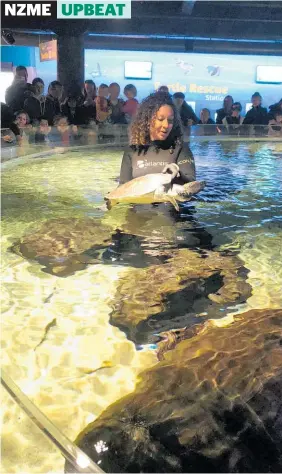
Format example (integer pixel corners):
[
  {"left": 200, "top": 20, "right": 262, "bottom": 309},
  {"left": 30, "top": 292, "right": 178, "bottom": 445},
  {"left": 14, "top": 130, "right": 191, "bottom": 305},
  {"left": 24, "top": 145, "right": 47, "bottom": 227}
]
[{"left": 1, "top": 370, "right": 104, "bottom": 474}]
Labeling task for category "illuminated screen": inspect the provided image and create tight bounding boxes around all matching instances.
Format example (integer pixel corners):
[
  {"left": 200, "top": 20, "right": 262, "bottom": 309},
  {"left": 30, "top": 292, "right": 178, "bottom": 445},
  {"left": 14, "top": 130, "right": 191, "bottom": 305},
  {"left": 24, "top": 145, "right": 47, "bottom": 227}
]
[
  {"left": 0, "top": 72, "right": 14, "bottom": 103},
  {"left": 124, "top": 61, "right": 152, "bottom": 80},
  {"left": 256, "top": 66, "right": 282, "bottom": 84},
  {"left": 187, "top": 101, "right": 196, "bottom": 112}
]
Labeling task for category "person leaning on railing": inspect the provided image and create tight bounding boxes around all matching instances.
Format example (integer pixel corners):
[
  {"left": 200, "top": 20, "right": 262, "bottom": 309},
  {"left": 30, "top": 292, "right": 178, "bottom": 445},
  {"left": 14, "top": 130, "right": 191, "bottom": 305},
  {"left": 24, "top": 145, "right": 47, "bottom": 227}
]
[
  {"left": 243, "top": 92, "right": 268, "bottom": 136},
  {"left": 222, "top": 102, "right": 244, "bottom": 136}
]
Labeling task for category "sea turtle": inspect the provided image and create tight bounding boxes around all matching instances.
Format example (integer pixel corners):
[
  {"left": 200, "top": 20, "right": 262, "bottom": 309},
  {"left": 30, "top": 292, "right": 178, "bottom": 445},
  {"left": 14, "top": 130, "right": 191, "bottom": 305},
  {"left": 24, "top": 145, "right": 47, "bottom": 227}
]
[{"left": 106, "top": 164, "right": 206, "bottom": 211}]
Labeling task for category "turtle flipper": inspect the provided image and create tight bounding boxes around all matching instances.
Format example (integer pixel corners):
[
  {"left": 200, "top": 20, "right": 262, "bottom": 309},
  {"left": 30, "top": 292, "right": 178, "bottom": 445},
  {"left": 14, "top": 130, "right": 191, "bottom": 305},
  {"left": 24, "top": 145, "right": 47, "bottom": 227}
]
[{"left": 168, "top": 196, "right": 180, "bottom": 211}]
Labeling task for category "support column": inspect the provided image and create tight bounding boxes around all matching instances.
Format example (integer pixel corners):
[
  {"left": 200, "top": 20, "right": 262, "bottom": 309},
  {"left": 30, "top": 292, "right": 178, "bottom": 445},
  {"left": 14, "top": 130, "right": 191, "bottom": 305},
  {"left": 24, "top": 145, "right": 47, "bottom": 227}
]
[{"left": 57, "top": 34, "right": 85, "bottom": 94}]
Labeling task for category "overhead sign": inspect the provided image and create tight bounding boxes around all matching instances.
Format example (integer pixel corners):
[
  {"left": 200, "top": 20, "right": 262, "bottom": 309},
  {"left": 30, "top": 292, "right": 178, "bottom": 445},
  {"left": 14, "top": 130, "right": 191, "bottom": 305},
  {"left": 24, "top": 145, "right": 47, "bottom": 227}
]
[{"left": 39, "top": 40, "right": 57, "bottom": 62}]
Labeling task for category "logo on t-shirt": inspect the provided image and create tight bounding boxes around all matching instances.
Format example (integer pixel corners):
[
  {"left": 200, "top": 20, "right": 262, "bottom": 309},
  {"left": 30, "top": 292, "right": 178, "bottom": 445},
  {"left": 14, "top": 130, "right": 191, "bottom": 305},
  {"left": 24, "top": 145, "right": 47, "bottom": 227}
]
[{"left": 137, "top": 160, "right": 167, "bottom": 169}]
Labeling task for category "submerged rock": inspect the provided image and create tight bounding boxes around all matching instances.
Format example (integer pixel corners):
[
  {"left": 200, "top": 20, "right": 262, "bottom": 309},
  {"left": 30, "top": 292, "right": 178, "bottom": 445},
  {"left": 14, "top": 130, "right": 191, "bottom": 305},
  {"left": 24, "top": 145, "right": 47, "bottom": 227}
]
[
  {"left": 10, "top": 218, "right": 113, "bottom": 277},
  {"left": 66, "top": 308, "right": 282, "bottom": 473},
  {"left": 9, "top": 218, "right": 167, "bottom": 277},
  {"left": 110, "top": 248, "right": 252, "bottom": 343}
]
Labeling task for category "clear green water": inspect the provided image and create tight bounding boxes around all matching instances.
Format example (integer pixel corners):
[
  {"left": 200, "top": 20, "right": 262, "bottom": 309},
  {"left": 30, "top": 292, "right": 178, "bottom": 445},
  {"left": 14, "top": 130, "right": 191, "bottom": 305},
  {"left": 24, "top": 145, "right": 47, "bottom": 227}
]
[{"left": 1, "top": 141, "right": 282, "bottom": 473}]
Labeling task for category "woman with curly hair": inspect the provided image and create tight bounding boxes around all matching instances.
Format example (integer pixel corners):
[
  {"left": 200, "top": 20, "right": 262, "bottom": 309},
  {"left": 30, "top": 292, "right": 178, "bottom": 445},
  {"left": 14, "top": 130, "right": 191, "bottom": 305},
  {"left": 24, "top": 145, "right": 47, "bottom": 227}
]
[{"left": 119, "top": 91, "right": 196, "bottom": 186}]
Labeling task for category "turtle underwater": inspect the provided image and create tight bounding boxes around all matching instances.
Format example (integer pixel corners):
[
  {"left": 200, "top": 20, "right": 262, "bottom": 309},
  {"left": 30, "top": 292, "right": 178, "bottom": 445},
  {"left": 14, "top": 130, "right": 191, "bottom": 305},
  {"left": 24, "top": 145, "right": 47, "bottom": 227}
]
[{"left": 105, "top": 164, "right": 206, "bottom": 211}]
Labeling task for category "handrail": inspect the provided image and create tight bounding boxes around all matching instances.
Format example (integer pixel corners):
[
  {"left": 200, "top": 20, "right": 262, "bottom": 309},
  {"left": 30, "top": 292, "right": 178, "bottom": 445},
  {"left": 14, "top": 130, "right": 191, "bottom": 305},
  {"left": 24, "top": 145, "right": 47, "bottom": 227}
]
[{"left": 1, "top": 370, "right": 105, "bottom": 474}]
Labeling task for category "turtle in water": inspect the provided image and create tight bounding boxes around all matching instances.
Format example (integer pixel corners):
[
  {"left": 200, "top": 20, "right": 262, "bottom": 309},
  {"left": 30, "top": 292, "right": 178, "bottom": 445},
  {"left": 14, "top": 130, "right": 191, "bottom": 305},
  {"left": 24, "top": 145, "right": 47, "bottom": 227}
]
[{"left": 105, "top": 164, "right": 206, "bottom": 211}]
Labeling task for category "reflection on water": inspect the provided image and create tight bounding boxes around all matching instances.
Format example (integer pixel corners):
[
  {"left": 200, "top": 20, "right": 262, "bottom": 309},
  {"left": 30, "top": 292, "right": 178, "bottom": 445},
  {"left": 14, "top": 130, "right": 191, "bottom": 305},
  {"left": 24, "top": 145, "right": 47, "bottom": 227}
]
[{"left": 1, "top": 141, "right": 282, "bottom": 473}]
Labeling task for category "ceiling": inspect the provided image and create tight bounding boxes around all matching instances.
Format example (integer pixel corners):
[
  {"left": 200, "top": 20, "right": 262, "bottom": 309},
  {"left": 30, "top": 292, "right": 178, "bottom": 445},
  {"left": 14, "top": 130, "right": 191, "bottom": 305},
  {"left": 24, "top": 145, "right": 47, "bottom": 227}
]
[{"left": 2, "top": 1, "right": 282, "bottom": 54}]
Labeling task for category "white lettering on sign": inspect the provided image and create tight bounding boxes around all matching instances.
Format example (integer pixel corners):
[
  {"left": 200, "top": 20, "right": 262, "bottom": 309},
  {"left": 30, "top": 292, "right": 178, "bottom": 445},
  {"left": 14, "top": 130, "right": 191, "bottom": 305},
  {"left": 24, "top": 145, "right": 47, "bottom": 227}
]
[{"left": 4, "top": 3, "right": 52, "bottom": 16}]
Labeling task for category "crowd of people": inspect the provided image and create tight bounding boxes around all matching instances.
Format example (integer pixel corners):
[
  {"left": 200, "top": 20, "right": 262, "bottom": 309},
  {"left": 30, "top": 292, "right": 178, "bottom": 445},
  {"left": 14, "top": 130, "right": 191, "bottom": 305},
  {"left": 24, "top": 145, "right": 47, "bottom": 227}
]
[{"left": 1, "top": 65, "right": 282, "bottom": 146}]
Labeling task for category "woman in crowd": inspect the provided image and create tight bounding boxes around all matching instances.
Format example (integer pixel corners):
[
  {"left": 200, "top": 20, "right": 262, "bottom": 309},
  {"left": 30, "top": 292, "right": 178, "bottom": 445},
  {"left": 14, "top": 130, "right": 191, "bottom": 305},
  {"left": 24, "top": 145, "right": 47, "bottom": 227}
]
[
  {"left": 95, "top": 84, "right": 111, "bottom": 123},
  {"left": 82, "top": 79, "right": 97, "bottom": 123},
  {"left": 83, "top": 79, "right": 97, "bottom": 102},
  {"left": 109, "top": 82, "right": 126, "bottom": 124},
  {"left": 45, "top": 80, "right": 63, "bottom": 124},
  {"left": 123, "top": 84, "right": 139, "bottom": 123},
  {"left": 216, "top": 95, "right": 234, "bottom": 124},
  {"left": 119, "top": 91, "right": 196, "bottom": 186},
  {"left": 23, "top": 77, "right": 46, "bottom": 124}
]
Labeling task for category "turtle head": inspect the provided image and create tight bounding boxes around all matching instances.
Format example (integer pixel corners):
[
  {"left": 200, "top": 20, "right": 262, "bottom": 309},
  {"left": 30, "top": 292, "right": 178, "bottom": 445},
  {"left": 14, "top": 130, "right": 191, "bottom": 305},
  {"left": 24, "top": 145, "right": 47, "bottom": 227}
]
[{"left": 181, "top": 180, "right": 206, "bottom": 197}]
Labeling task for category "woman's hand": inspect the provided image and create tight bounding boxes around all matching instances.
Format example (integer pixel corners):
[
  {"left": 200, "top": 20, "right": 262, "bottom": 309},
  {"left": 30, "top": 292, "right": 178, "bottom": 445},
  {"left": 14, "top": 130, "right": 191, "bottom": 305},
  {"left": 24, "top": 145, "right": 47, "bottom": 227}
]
[{"left": 162, "top": 163, "right": 180, "bottom": 178}]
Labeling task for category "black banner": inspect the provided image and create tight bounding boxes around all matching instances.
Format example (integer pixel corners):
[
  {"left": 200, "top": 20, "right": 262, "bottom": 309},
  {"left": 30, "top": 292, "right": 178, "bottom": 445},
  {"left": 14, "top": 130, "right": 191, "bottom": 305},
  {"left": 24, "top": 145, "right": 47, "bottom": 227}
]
[{"left": 2, "top": 1, "right": 58, "bottom": 26}]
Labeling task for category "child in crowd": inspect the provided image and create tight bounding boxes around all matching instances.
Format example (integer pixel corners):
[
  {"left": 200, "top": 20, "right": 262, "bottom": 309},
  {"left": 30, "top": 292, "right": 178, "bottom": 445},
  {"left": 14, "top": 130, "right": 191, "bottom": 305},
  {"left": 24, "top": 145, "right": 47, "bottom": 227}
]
[
  {"left": 199, "top": 108, "right": 215, "bottom": 125},
  {"left": 14, "top": 110, "right": 32, "bottom": 143},
  {"left": 199, "top": 108, "right": 216, "bottom": 135},
  {"left": 123, "top": 84, "right": 139, "bottom": 122},
  {"left": 34, "top": 118, "right": 51, "bottom": 144},
  {"left": 95, "top": 84, "right": 112, "bottom": 123},
  {"left": 49, "top": 115, "right": 77, "bottom": 147}
]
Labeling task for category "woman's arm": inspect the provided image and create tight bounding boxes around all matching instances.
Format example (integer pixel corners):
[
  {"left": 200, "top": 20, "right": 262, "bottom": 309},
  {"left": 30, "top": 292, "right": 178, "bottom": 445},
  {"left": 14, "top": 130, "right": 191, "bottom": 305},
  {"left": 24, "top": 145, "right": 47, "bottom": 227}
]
[
  {"left": 176, "top": 145, "right": 196, "bottom": 182},
  {"left": 119, "top": 148, "right": 133, "bottom": 185}
]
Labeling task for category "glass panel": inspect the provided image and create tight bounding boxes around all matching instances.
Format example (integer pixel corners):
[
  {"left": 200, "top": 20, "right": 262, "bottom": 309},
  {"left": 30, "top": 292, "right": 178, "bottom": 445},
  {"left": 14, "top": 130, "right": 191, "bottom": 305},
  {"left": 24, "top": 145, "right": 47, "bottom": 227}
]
[
  {"left": 1, "top": 370, "right": 104, "bottom": 473},
  {"left": 2, "top": 123, "right": 282, "bottom": 164}
]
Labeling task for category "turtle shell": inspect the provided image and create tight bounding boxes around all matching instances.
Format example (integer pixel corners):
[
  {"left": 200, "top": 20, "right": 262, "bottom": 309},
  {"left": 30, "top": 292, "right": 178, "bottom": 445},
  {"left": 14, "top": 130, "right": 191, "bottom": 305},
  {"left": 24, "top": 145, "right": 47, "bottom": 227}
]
[{"left": 108, "top": 173, "right": 173, "bottom": 200}]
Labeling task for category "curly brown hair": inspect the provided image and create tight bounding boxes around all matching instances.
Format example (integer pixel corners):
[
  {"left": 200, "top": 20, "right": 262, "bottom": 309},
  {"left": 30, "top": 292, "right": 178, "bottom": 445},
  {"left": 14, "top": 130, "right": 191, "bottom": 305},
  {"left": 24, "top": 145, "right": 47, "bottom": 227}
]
[{"left": 129, "top": 92, "right": 183, "bottom": 149}]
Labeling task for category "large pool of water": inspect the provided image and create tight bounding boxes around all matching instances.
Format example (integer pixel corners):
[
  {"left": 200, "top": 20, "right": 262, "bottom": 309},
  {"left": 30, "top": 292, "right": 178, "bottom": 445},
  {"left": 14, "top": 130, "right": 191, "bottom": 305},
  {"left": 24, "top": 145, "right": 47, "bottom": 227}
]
[{"left": 1, "top": 140, "right": 282, "bottom": 473}]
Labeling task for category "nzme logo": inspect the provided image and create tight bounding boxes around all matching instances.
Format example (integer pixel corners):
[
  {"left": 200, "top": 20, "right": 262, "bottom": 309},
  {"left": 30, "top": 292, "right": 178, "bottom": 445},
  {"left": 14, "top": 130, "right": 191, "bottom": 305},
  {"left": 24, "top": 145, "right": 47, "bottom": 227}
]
[{"left": 5, "top": 3, "right": 52, "bottom": 16}]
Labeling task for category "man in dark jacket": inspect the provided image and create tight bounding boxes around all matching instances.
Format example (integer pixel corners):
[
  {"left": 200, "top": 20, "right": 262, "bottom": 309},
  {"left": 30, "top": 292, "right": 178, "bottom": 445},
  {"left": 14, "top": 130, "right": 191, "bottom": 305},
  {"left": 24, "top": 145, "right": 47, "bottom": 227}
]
[
  {"left": 243, "top": 92, "right": 268, "bottom": 125},
  {"left": 5, "top": 66, "right": 31, "bottom": 113},
  {"left": 172, "top": 92, "right": 199, "bottom": 126}
]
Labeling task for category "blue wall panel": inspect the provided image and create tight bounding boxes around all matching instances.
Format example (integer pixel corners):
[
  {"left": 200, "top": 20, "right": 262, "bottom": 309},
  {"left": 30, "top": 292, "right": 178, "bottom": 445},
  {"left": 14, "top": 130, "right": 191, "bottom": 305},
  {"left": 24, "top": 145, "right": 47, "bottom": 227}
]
[
  {"left": 1, "top": 45, "right": 36, "bottom": 67},
  {"left": 1, "top": 45, "right": 281, "bottom": 115}
]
